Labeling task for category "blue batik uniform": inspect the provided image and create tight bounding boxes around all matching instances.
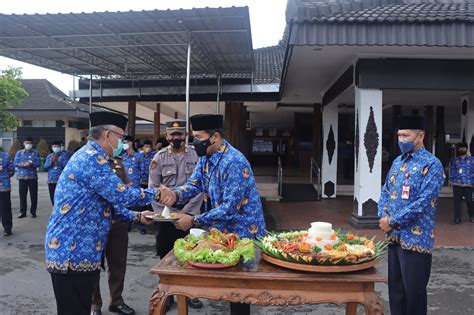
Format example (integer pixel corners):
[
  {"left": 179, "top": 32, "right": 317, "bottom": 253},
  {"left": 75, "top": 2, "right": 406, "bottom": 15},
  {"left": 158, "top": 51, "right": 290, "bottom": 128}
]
[
  {"left": 121, "top": 151, "right": 144, "bottom": 187},
  {"left": 14, "top": 149, "right": 40, "bottom": 179},
  {"left": 378, "top": 147, "right": 445, "bottom": 254},
  {"left": 140, "top": 150, "right": 155, "bottom": 185},
  {"left": 45, "top": 140, "right": 159, "bottom": 273},
  {"left": 173, "top": 141, "right": 266, "bottom": 239},
  {"left": 44, "top": 151, "right": 71, "bottom": 184},
  {"left": 449, "top": 156, "right": 473, "bottom": 187},
  {"left": 0, "top": 152, "right": 15, "bottom": 192}
]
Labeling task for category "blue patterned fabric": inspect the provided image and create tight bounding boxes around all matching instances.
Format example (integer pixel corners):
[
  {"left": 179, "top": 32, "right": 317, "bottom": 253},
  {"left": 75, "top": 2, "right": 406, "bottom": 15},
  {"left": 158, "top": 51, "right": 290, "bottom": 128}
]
[
  {"left": 121, "top": 151, "right": 144, "bottom": 187},
  {"left": 140, "top": 150, "right": 155, "bottom": 185},
  {"left": 14, "top": 149, "right": 40, "bottom": 179},
  {"left": 378, "top": 147, "right": 445, "bottom": 254},
  {"left": 45, "top": 140, "right": 159, "bottom": 273},
  {"left": 0, "top": 152, "right": 15, "bottom": 192},
  {"left": 44, "top": 151, "right": 71, "bottom": 183},
  {"left": 173, "top": 140, "right": 266, "bottom": 239},
  {"left": 449, "top": 156, "right": 473, "bottom": 187}
]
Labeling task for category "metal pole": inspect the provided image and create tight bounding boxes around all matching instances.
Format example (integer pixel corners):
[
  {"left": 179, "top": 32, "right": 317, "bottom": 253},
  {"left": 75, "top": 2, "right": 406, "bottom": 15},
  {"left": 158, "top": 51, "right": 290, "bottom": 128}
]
[
  {"left": 89, "top": 75, "right": 92, "bottom": 128},
  {"left": 72, "top": 75, "right": 76, "bottom": 100},
  {"left": 216, "top": 74, "right": 221, "bottom": 114},
  {"left": 185, "top": 37, "right": 191, "bottom": 146}
]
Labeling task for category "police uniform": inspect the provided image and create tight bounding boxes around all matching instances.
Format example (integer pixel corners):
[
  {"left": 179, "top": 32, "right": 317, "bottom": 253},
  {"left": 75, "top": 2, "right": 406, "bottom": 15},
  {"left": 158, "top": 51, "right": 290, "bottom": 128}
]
[
  {"left": 172, "top": 114, "right": 266, "bottom": 315},
  {"left": 148, "top": 120, "right": 203, "bottom": 258},
  {"left": 449, "top": 143, "right": 474, "bottom": 224},
  {"left": 91, "top": 156, "right": 136, "bottom": 315},
  {"left": 0, "top": 151, "right": 15, "bottom": 236},
  {"left": 44, "top": 142, "right": 71, "bottom": 205},
  {"left": 45, "top": 112, "right": 161, "bottom": 315},
  {"left": 14, "top": 141, "right": 40, "bottom": 217},
  {"left": 378, "top": 115, "right": 445, "bottom": 315}
]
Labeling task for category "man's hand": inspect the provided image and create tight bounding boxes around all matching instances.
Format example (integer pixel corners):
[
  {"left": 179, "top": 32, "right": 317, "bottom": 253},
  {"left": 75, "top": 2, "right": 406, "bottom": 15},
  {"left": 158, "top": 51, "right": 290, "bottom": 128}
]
[
  {"left": 379, "top": 217, "right": 393, "bottom": 233},
  {"left": 140, "top": 210, "right": 155, "bottom": 225},
  {"left": 173, "top": 213, "right": 193, "bottom": 231},
  {"left": 159, "top": 185, "right": 177, "bottom": 206}
]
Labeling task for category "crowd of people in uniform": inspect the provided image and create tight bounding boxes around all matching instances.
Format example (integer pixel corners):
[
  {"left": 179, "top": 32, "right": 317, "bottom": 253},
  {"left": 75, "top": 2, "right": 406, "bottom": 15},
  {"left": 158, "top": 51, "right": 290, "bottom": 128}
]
[{"left": 0, "top": 112, "right": 473, "bottom": 315}]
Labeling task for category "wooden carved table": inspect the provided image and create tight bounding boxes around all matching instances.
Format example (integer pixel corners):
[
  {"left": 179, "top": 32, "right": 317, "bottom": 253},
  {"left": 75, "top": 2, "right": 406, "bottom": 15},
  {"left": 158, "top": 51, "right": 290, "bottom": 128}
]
[{"left": 149, "top": 252, "right": 386, "bottom": 315}]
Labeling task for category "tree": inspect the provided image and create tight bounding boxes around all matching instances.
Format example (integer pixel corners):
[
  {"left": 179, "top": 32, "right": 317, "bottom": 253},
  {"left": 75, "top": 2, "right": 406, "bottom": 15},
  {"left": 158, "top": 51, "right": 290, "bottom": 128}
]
[
  {"left": 0, "top": 67, "right": 28, "bottom": 131},
  {"left": 8, "top": 139, "right": 21, "bottom": 158},
  {"left": 37, "top": 138, "right": 50, "bottom": 158}
]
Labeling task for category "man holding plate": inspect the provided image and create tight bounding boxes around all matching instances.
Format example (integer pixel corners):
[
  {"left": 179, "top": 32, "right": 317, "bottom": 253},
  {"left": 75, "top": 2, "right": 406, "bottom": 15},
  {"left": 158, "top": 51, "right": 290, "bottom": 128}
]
[{"left": 161, "top": 114, "right": 266, "bottom": 315}]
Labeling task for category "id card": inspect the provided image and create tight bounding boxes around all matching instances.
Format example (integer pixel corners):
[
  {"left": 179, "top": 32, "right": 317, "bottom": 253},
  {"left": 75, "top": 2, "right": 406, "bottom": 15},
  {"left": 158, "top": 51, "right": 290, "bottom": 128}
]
[
  {"left": 0, "top": 165, "right": 2, "bottom": 171},
  {"left": 458, "top": 168, "right": 463, "bottom": 174},
  {"left": 401, "top": 185, "right": 410, "bottom": 199}
]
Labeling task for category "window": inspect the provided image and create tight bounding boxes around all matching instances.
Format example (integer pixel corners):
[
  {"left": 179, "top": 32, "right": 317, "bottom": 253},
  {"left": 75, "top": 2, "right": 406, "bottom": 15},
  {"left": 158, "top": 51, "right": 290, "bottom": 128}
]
[{"left": 31, "top": 120, "right": 56, "bottom": 127}]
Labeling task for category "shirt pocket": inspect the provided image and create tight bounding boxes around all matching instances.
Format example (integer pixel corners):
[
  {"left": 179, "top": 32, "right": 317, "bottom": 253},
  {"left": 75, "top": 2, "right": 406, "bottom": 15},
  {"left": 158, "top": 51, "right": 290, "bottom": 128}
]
[
  {"left": 185, "top": 162, "right": 197, "bottom": 177},
  {"left": 161, "top": 165, "right": 177, "bottom": 186}
]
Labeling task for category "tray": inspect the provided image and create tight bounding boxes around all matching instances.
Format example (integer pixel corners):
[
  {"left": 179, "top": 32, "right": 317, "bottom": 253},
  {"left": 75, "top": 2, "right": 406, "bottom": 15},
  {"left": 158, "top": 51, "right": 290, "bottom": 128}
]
[
  {"left": 187, "top": 261, "right": 238, "bottom": 269},
  {"left": 261, "top": 253, "right": 379, "bottom": 273},
  {"left": 145, "top": 215, "right": 179, "bottom": 222}
]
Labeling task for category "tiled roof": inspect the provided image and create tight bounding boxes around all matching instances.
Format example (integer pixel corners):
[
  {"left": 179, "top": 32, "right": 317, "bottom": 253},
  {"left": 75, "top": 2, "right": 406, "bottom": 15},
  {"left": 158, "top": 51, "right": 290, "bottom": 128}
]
[
  {"left": 303, "top": 3, "right": 474, "bottom": 23},
  {"left": 13, "top": 79, "right": 100, "bottom": 113},
  {"left": 253, "top": 44, "right": 286, "bottom": 84}
]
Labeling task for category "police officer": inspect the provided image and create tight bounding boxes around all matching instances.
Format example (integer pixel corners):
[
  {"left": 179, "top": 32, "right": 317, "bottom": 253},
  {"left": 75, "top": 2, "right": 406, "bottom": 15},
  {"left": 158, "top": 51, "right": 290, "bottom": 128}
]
[
  {"left": 91, "top": 156, "right": 136, "bottom": 315},
  {"left": 0, "top": 150, "right": 15, "bottom": 236},
  {"left": 161, "top": 114, "right": 266, "bottom": 315},
  {"left": 449, "top": 142, "right": 474, "bottom": 224},
  {"left": 45, "top": 112, "right": 159, "bottom": 315},
  {"left": 148, "top": 119, "right": 204, "bottom": 309},
  {"left": 140, "top": 140, "right": 155, "bottom": 189},
  {"left": 378, "top": 115, "right": 445, "bottom": 315},
  {"left": 14, "top": 137, "right": 40, "bottom": 218},
  {"left": 44, "top": 140, "right": 71, "bottom": 205}
]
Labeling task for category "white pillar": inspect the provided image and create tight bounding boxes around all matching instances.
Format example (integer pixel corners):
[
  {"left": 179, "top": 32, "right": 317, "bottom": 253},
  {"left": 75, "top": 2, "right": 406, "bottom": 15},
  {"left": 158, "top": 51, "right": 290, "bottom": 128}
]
[
  {"left": 350, "top": 88, "right": 383, "bottom": 229},
  {"left": 461, "top": 95, "right": 474, "bottom": 155},
  {"left": 321, "top": 103, "right": 338, "bottom": 198}
]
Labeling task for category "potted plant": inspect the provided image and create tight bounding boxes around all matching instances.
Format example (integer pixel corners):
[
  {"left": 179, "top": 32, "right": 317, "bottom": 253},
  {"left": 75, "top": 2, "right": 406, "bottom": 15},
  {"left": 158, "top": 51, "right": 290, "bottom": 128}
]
[
  {"left": 8, "top": 139, "right": 22, "bottom": 158},
  {"left": 37, "top": 138, "right": 49, "bottom": 172}
]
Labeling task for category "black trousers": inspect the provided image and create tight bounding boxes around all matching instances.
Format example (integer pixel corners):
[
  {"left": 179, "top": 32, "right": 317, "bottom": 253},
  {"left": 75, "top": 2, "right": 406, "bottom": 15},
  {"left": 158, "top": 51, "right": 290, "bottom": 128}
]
[
  {"left": 156, "top": 222, "right": 187, "bottom": 258},
  {"left": 453, "top": 185, "right": 474, "bottom": 221},
  {"left": 18, "top": 179, "right": 38, "bottom": 215},
  {"left": 0, "top": 191, "right": 12, "bottom": 233},
  {"left": 92, "top": 223, "right": 129, "bottom": 310},
  {"left": 48, "top": 183, "right": 57, "bottom": 205},
  {"left": 388, "top": 244, "right": 432, "bottom": 315},
  {"left": 50, "top": 271, "right": 100, "bottom": 315}
]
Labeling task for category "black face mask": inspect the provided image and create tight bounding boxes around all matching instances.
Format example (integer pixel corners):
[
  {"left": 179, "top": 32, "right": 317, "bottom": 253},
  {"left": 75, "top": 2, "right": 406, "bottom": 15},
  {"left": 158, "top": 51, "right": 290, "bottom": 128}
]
[
  {"left": 171, "top": 139, "right": 184, "bottom": 149},
  {"left": 193, "top": 137, "right": 214, "bottom": 157}
]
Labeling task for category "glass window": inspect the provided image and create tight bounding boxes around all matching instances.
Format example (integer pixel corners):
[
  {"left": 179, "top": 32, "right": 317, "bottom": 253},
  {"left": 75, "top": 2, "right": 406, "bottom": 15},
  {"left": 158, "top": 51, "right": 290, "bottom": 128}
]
[{"left": 32, "top": 121, "right": 44, "bottom": 127}]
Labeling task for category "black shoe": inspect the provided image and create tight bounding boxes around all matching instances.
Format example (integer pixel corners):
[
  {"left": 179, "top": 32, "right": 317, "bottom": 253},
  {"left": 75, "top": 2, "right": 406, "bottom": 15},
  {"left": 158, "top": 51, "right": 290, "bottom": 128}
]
[
  {"left": 188, "top": 298, "right": 203, "bottom": 309},
  {"left": 450, "top": 219, "right": 461, "bottom": 225},
  {"left": 109, "top": 304, "right": 135, "bottom": 315},
  {"left": 3, "top": 231, "right": 12, "bottom": 237},
  {"left": 90, "top": 310, "right": 102, "bottom": 315},
  {"left": 31, "top": 214, "right": 37, "bottom": 218},
  {"left": 18, "top": 213, "right": 26, "bottom": 218},
  {"left": 140, "top": 229, "right": 147, "bottom": 235}
]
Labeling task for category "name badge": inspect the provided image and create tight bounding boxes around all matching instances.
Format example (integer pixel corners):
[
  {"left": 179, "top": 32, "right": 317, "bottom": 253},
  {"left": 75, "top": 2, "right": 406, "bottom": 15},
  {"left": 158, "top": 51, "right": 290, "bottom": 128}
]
[
  {"left": 458, "top": 168, "right": 463, "bottom": 174},
  {"left": 0, "top": 165, "right": 3, "bottom": 171},
  {"left": 402, "top": 185, "right": 410, "bottom": 200}
]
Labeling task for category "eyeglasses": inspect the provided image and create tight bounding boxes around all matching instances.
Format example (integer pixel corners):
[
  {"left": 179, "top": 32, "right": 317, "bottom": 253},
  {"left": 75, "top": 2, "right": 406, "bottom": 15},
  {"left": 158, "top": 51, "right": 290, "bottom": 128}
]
[{"left": 105, "top": 129, "right": 125, "bottom": 141}]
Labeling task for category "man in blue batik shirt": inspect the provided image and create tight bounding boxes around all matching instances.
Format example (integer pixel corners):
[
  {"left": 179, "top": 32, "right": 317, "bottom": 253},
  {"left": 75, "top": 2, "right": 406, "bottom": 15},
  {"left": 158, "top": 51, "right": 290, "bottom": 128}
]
[
  {"left": 162, "top": 114, "right": 266, "bottom": 315},
  {"left": 378, "top": 115, "right": 445, "bottom": 315},
  {"left": 449, "top": 142, "right": 474, "bottom": 224},
  {"left": 44, "top": 140, "right": 71, "bottom": 205},
  {"left": 139, "top": 139, "right": 155, "bottom": 188},
  {"left": 44, "top": 112, "right": 164, "bottom": 315},
  {"left": 14, "top": 137, "right": 40, "bottom": 218},
  {"left": 0, "top": 151, "right": 15, "bottom": 236}
]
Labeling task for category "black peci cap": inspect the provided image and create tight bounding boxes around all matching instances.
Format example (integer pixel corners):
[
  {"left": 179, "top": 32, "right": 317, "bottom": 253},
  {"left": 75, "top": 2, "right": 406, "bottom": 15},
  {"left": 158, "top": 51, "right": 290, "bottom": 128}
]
[
  {"left": 90, "top": 112, "right": 128, "bottom": 130},
  {"left": 190, "top": 114, "right": 223, "bottom": 131},
  {"left": 398, "top": 115, "right": 425, "bottom": 130}
]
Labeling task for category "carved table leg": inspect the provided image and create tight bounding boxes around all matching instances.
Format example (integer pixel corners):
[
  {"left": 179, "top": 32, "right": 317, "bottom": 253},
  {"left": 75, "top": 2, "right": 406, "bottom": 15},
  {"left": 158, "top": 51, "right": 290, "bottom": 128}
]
[
  {"left": 149, "top": 288, "right": 169, "bottom": 315},
  {"left": 346, "top": 302, "right": 358, "bottom": 315},
  {"left": 363, "top": 292, "right": 384, "bottom": 315},
  {"left": 177, "top": 295, "right": 188, "bottom": 315}
]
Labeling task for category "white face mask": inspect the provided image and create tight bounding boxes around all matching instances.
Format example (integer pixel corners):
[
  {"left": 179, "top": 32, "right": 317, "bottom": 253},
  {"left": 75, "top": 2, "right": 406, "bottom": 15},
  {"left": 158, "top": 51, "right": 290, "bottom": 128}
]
[
  {"left": 24, "top": 143, "right": 32, "bottom": 150},
  {"left": 123, "top": 143, "right": 130, "bottom": 151},
  {"left": 52, "top": 147, "right": 61, "bottom": 153}
]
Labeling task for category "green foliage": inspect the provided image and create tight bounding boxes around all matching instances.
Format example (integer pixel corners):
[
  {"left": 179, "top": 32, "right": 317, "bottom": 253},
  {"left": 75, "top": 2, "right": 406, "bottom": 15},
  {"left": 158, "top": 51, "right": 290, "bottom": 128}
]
[
  {"left": 8, "top": 139, "right": 22, "bottom": 158},
  {"left": 0, "top": 67, "right": 28, "bottom": 131},
  {"left": 37, "top": 138, "right": 50, "bottom": 158}
]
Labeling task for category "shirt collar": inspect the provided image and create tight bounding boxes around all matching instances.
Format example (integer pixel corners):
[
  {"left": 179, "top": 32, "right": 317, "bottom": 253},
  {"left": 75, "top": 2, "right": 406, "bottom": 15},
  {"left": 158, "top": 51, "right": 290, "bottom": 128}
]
[
  {"left": 207, "top": 140, "right": 228, "bottom": 166},
  {"left": 88, "top": 140, "right": 109, "bottom": 158}
]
